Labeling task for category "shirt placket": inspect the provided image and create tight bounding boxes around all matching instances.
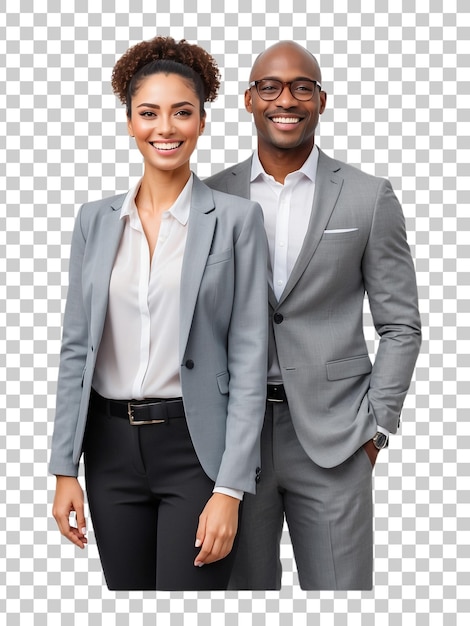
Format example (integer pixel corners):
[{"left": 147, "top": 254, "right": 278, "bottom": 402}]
[
  {"left": 273, "top": 184, "right": 290, "bottom": 300},
  {"left": 130, "top": 215, "right": 152, "bottom": 399}
]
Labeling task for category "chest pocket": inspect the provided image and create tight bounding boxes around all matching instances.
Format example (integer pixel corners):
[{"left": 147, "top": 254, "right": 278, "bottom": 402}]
[{"left": 321, "top": 229, "right": 360, "bottom": 241}]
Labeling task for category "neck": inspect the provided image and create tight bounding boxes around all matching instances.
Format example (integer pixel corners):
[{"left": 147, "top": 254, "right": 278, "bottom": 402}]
[
  {"left": 257, "top": 140, "right": 315, "bottom": 184},
  {"left": 137, "top": 165, "right": 191, "bottom": 215}
]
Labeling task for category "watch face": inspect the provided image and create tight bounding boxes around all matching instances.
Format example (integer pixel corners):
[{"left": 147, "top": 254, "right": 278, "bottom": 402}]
[{"left": 373, "top": 432, "right": 388, "bottom": 449}]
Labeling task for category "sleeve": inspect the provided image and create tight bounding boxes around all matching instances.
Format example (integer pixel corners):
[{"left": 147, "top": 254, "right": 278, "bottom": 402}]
[
  {"left": 214, "top": 202, "right": 269, "bottom": 494},
  {"left": 48, "top": 205, "right": 89, "bottom": 476},
  {"left": 362, "top": 179, "right": 422, "bottom": 433}
]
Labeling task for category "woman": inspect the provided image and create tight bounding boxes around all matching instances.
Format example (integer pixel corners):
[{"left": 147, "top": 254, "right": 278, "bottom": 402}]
[{"left": 50, "top": 36, "right": 268, "bottom": 591}]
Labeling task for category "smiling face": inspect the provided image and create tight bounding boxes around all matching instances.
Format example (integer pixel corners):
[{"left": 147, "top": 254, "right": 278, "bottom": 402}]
[
  {"left": 127, "top": 72, "right": 205, "bottom": 176},
  {"left": 245, "top": 42, "right": 326, "bottom": 158}
]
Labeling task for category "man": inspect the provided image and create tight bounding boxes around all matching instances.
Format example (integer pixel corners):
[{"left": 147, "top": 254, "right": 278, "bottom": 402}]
[{"left": 205, "top": 41, "right": 421, "bottom": 590}]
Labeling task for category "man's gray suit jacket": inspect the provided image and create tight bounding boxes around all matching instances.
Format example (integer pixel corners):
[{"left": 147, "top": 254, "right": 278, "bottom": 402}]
[
  {"left": 49, "top": 175, "right": 269, "bottom": 494},
  {"left": 205, "top": 149, "right": 421, "bottom": 468}
]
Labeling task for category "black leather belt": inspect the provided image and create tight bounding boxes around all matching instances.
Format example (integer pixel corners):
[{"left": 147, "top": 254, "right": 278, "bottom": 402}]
[
  {"left": 267, "top": 384, "right": 287, "bottom": 403},
  {"left": 91, "top": 389, "right": 185, "bottom": 425}
]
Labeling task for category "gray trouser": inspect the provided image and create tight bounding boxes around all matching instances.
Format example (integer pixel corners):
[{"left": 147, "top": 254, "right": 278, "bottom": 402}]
[{"left": 228, "top": 402, "right": 374, "bottom": 590}]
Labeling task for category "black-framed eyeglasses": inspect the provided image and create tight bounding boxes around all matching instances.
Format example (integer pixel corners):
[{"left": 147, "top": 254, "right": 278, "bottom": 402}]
[{"left": 249, "top": 79, "right": 322, "bottom": 101}]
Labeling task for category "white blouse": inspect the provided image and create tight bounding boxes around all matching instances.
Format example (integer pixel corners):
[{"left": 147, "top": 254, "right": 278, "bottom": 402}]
[{"left": 92, "top": 175, "right": 192, "bottom": 400}]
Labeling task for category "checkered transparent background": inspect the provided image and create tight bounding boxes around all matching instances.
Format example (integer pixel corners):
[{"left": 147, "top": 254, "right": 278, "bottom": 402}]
[{"left": 1, "top": 0, "right": 469, "bottom": 624}]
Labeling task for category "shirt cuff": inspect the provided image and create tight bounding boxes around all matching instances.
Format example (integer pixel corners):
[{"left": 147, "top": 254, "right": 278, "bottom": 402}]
[
  {"left": 213, "top": 487, "right": 244, "bottom": 501},
  {"left": 377, "top": 425, "right": 390, "bottom": 437}
]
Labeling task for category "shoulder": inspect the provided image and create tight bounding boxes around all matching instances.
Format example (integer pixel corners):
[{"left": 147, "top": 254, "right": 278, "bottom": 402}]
[
  {"left": 79, "top": 192, "right": 126, "bottom": 216},
  {"left": 76, "top": 192, "right": 126, "bottom": 230},
  {"left": 211, "top": 187, "right": 260, "bottom": 215},
  {"left": 204, "top": 165, "right": 237, "bottom": 189},
  {"left": 318, "top": 148, "right": 391, "bottom": 193},
  {"left": 204, "top": 156, "right": 252, "bottom": 192},
  {"left": 194, "top": 174, "right": 260, "bottom": 219}
]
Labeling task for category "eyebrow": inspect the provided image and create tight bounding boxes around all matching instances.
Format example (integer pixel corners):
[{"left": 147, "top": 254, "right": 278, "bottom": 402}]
[{"left": 136, "top": 101, "right": 196, "bottom": 109}]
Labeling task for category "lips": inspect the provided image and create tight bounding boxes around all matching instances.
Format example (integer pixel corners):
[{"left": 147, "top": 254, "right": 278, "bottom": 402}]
[{"left": 150, "top": 141, "right": 183, "bottom": 150}]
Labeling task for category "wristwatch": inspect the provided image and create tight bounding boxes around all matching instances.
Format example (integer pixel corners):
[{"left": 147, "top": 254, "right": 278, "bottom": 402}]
[{"left": 372, "top": 432, "right": 389, "bottom": 450}]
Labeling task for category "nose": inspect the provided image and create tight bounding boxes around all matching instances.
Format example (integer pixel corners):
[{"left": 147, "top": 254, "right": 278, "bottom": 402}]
[
  {"left": 275, "top": 83, "right": 297, "bottom": 107},
  {"left": 157, "top": 114, "right": 175, "bottom": 136}
]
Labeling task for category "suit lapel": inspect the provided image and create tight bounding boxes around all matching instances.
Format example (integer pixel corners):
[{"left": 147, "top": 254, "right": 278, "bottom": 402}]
[
  {"left": 179, "top": 175, "right": 217, "bottom": 359},
  {"left": 212, "top": 151, "right": 344, "bottom": 309},
  {"left": 277, "top": 150, "right": 344, "bottom": 307},
  {"left": 222, "top": 156, "right": 279, "bottom": 308},
  {"left": 90, "top": 195, "right": 126, "bottom": 348}
]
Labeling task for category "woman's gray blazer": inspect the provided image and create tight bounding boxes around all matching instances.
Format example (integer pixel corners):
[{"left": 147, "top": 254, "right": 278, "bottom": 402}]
[{"left": 49, "top": 175, "right": 268, "bottom": 494}]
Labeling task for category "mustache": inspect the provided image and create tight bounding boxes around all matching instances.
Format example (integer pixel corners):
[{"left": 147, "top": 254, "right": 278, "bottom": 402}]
[{"left": 266, "top": 109, "right": 305, "bottom": 117}]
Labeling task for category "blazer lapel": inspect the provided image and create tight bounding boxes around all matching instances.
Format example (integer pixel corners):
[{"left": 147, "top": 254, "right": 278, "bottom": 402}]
[
  {"left": 222, "top": 156, "right": 279, "bottom": 308},
  {"left": 90, "top": 195, "right": 126, "bottom": 348},
  {"left": 179, "top": 175, "right": 217, "bottom": 359},
  {"left": 277, "top": 150, "right": 344, "bottom": 307}
]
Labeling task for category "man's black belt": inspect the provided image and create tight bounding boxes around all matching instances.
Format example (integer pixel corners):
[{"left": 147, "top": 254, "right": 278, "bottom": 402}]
[{"left": 267, "top": 384, "right": 288, "bottom": 403}]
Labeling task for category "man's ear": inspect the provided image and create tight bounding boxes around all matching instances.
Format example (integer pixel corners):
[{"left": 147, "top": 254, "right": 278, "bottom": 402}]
[
  {"left": 244, "top": 89, "right": 253, "bottom": 114},
  {"left": 319, "top": 91, "right": 327, "bottom": 115}
]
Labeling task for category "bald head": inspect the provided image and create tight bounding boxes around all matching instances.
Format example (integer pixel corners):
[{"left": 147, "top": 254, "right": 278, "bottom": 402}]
[{"left": 250, "top": 41, "right": 322, "bottom": 83}]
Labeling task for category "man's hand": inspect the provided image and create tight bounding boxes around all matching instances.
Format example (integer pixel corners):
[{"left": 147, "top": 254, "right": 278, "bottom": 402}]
[
  {"left": 363, "top": 439, "right": 379, "bottom": 468},
  {"left": 52, "top": 476, "right": 87, "bottom": 549},
  {"left": 194, "top": 493, "right": 240, "bottom": 566}
]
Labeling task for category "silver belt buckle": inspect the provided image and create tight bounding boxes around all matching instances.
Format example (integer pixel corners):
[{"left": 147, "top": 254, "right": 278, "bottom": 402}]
[{"left": 128, "top": 402, "right": 166, "bottom": 426}]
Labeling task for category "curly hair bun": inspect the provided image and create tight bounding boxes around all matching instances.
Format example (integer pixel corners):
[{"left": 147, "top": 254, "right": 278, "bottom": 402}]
[{"left": 112, "top": 36, "right": 220, "bottom": 105}]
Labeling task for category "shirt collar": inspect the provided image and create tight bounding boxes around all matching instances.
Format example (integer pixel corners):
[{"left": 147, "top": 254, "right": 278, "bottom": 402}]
[
  {"left": 251, "top": 144, "right": 319, "bottom": 184},
  {"left": 120, "top": 173, "right": 193, "bottom": 226}
]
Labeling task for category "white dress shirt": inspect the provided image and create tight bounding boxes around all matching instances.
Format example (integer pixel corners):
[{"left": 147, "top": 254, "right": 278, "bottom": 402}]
[
  {"left": 250, "top": 147, "right": 389, "bottom": 440},
  {"left": 92, "top": 174, "right": 243, "bottom": 499},
  {"left": 250, "top": 146, "right": 318, "bottom": 384}
]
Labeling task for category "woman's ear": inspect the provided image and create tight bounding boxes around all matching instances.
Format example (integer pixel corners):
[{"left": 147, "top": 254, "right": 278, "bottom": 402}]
[
  {"left": 199, "top": 112, "right": 206, "bottom": 135},
  {"left": 127, "top": 114, "right": 134, "bottom": 137}
]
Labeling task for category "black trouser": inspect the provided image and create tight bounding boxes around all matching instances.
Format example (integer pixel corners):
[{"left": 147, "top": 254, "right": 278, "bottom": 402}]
[{"left": 83, "top": 395, "right": 238, "bottom": 590}]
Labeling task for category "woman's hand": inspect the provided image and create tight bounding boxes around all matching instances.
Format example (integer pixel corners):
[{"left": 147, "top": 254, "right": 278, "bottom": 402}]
[
  {"left": 52, "top": 476, "right": 88, "bottom": 549},
  {"left": 194, "top": 493, "right": 240, "bottom": 566}
]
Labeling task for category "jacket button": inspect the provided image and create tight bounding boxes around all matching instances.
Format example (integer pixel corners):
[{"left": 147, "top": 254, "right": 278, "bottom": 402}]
[
  {"left": 185, "top": 359, "right": 194, "bottom": 369},
  {"left": 273, "top": 313, "right": 284, "bottom": 324},
  {"left": 255, "top": 467, "right": 261, "bottom": 483}
]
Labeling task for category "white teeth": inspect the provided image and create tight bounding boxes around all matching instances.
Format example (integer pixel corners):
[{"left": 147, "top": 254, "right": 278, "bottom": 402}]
[
  {"left": 271, "top": 117, "right": 300, "bottom": 124},
  {"left": 151, "top": 142, "right": 182, "bottom": 150}
]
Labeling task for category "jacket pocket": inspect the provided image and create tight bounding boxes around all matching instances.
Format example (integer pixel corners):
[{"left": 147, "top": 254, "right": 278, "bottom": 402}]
[
  {"left": 216, "top": 371, "right": 230, "bottom": 394},
  {"left": 206, "top": 248, "right": 232, "bottom": 266},
  {"left": 321, "top": 229, "right": 360, "bottom": 241},
  {"left": 326, "top": 355, "right": 372, "bottom": 381}
]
